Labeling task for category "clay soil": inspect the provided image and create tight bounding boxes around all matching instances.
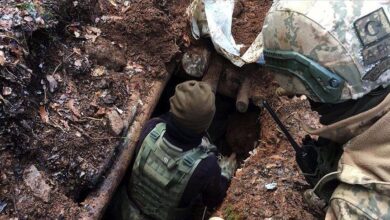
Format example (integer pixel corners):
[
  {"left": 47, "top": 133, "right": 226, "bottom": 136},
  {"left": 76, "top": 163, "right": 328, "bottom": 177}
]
[{"left": 1, "top": 0, "right": 190, "bottom": 218}]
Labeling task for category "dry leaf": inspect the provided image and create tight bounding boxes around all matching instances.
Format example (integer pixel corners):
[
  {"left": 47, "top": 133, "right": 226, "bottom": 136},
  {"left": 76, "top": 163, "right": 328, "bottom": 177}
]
[
  {"left": 50, "top": 103, "right": 61, "bottom": 111},
  {"left": 67, "top": 99, "right": 81, "bottom": 118},
  {"left": 36, "top": 17, "right": 45, "bottom": 25},
  {"left": 46, "top": 75, "right": 58, "bottom": 93},
  {"left": 85, "top": 26, "right": 101, "bottom": 42},
  {"left": 0, "top": 51, "right": 5, "bottom": 66},
  {"left": 74, "top": 59, "right": 82, "bottom": 67},
  {"left": 39, "top": 106, "right": 49, "bottom": 123},
  {"left": 269, "top": 155, "right": 284, "bottom": 161},
  {"left": 2, "top": 87, "right": 12, "bottom": 96},
  {"left": 23, "top": 16, "right": 33, "bottom": 22},
  {"left": 91, "top": 66, "right": 106, "bottom": 76},
  {"left": 108, "top": 0, "right": 118, "bottom": 7},
  {"left": 95, "top": 107, "right": 107, "bottom": 117},
  {"left": 86, "top": 26, "right": 101, "bottom": 35},
  {"left": 100, "top": 15, "right": 123, "bottom": 22},
  {"left": 74, "top": 31, "right": 81, "bottom": 38},
  {"left": 265, "top": 163, "right": 278, "bottom": 169},
  {"left": 72, "top": 47, "right": 81, "bottom": 55},
  {"left": 85, "top": 34, "right": 98, "bottom": 42}
]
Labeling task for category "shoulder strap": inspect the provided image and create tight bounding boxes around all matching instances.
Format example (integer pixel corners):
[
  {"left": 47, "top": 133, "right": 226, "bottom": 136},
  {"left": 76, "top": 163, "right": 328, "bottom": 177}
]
[{"left": 138, "top": 123, "right": 166, "bottom": 172}]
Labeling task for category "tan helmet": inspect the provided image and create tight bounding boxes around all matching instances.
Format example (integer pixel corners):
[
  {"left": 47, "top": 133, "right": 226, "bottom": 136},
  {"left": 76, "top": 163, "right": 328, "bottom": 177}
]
[{"left": 262, "top": 0, "right": 390, "bottom": 103}]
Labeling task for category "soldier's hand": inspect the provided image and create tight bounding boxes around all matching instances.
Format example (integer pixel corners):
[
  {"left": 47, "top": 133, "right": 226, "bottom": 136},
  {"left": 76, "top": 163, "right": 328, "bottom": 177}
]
[{"left": 218, "top": 153, "right": 237, "bottom": 180}]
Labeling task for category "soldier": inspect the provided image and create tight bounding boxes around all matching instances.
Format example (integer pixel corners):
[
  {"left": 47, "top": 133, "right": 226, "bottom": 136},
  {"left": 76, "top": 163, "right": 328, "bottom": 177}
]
[
  {"left": 108, "top": 80, "right": 236, "bottom": 220},
  {"left": 260, "top": 1, "right": 390, "bottom": 219}
]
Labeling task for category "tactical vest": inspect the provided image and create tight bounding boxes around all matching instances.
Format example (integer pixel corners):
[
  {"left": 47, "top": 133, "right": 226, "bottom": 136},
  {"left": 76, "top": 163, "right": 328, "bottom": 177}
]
[{"left": 128, "top": 123, "right": 210, "bottom": 220}]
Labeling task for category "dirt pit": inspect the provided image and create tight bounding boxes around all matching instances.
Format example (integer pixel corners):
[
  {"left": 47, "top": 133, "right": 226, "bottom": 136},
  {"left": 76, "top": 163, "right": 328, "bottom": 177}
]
[
  {"left": 1, "top": 0, "right": 321, "bottom": 219},
  {"left": 213, "top": 72, "right": 322, "bottom": 219}
]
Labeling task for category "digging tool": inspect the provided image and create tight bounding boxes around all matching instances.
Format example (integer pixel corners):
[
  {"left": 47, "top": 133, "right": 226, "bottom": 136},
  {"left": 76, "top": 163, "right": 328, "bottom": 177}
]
[{"left": 261, "top": 100, "right": 318, "bottom": 183}]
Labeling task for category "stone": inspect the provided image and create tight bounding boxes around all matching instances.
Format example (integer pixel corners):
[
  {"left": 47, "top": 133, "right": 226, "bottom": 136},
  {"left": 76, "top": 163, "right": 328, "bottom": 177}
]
[
  {"left": 107, "top": 109, "right": 124, "bottom": 135},
  {"left": 23, "top": 165, "right": 51, "bottom": 202},
  {"left": 181, "top": 46, "right": 210, "bottom": 78}
]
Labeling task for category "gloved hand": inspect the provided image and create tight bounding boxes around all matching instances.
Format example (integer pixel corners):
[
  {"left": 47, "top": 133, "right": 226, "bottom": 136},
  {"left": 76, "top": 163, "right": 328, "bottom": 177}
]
[
  {"left": 218, "top": 153, "right": 237, "bottom": 180},
  {"left": 201, "top": 137, "right": 218, "bottom": 154}
]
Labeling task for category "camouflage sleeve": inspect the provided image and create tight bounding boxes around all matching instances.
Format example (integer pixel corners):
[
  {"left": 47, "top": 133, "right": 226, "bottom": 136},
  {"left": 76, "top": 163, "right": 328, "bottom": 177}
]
[{"left": 326, "top": 183, "right": 390, "bottom": 220}]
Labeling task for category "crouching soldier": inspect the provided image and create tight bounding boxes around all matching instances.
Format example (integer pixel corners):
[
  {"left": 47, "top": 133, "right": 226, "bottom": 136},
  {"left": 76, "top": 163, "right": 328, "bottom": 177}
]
[{"left": 109, "top": 80, "right": 236, "bottom": 220}]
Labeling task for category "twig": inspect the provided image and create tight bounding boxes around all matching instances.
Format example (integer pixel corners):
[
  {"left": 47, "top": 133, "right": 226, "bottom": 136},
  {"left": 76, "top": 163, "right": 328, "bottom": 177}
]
[
  {"left": 0, "top": 95, "right": 12, "bottom": 106},
  {"left": 52, "top": 51, "right": 75, "bottom": 75},
  {"left": 70, "top": 124, "right": 93, "bottom": 140},
  {"left": 17, "top": 63, "right": 33, "bottom": 74},
  {"left": 0, "top": 34, "right": 21, "bottom": 44},
  {"left": 69, "top": 124, "right": 126, "bottom": 140},
  {"left": 82, "top": 116, "right": 104, "bottom": 121},
  {"left": 51, "top": 62, "right": 62, "bottom": 75},
  {"left": 12, "top": 188, "right": 18, "bottom": 217},
  {"left": 47, "top": 121, "right": 66, "bottom": 132}
]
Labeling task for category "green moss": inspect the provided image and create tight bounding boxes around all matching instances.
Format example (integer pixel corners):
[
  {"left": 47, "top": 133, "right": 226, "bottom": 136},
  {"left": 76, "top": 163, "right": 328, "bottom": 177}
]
[
  {"left": 223, "top": 204, "right": 243, "bottom": 220},
  {"left": 16, "top": 2, "right": 36, "bottom": 12}
]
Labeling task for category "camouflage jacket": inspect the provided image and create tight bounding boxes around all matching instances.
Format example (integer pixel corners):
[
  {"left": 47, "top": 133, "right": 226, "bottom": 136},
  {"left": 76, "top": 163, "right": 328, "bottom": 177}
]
[{"left": 305, "top": 93, "right": 390, "bottom": 219}]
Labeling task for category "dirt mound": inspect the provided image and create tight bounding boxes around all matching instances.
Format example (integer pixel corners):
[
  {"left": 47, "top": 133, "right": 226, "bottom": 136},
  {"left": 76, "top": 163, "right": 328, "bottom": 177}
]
[{"left": 0, "top": 0, "right": 190, "bottom": 218}]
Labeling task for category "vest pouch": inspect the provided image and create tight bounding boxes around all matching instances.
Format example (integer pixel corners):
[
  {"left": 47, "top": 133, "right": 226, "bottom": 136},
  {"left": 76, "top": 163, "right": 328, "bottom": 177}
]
[{"left": 143, "top": 151, "right": 178, "bottom": 188}]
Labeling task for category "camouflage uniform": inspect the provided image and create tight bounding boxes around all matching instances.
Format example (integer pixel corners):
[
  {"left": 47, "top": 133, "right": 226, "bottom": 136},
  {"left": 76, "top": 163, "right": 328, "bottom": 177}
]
[
  {"left": 261, "top": 1, "right": 390, "bottom": 219},
  {"left": 189, "top": 0, "right": 390, "bottom": 218}
]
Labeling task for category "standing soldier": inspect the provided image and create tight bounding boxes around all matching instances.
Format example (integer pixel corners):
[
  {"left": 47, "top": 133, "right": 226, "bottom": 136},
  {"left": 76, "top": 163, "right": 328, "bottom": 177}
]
[{"left": 109, "top": 80, "right": 236, "bottom": 220}]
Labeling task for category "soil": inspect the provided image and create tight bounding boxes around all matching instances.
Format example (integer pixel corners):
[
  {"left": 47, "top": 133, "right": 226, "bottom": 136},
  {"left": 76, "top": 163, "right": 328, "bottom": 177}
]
[
  {"left": 214, "top": 72, "right": 322, "bottom": 219},
  {"left": 0, "top": 0, "right": 190, "bottom": 218},
  {"left": 232, "top": 0, "right": 272, "bottom": 55},
  {"left": 1, "top": 0, "right": 322, "bottom": 219}
]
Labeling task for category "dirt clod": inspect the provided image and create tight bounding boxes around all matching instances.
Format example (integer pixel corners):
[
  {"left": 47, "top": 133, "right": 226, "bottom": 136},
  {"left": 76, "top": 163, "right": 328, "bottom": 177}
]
[
  {"left": 23, "top": 165, "right": 51, "bottom": 203},
  {"left": 86, "top": 37, "right": 127, "bottom": 71},
  {"left": 107, "top": 109, "right": 124, "bottom": 135}
]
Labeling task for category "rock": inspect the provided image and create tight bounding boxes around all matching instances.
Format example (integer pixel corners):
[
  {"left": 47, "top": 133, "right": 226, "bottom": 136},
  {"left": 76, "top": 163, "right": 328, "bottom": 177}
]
[
  {"left": 0, "top": 50, "right": 5, "bottom": 66},
  {"left": 23, "top": 165, "right": 51, "bottom": 202},
  {"left": 2, "top": 87, "right": 12, "bottom": 96},
  {"left": 265, "top": 182, "right": 277, "bottom": 191},
  {"left": 102, "top": 93, "right": 117, "bottom": 104},
  {"left": 107, "top": 109, "right": 124, "bottom": 135},
  {"left": 96, "top": 79, "right": 110, "bottom": 89},
  {"left": 91, "top": 66, "right": 106, "bottom": 77},
  {"left": 0, "top": 200, "right": 7, "bottom": 213},
  {"left": 46, "top": 75, "right": 58, "bottom": 93},
  {"left": 181, "top": 46, "right": 210, "bottom": 78}
]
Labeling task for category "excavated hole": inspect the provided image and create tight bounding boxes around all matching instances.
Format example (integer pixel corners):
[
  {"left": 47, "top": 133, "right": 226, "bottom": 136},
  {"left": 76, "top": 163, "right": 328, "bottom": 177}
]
[
  {"left": 104, "top": 71, "right": 261, "bottom": 218},
  {"left": 153, "top": 73, "right": 261, "bottom": 160}
]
